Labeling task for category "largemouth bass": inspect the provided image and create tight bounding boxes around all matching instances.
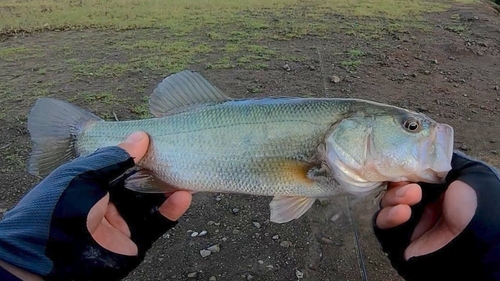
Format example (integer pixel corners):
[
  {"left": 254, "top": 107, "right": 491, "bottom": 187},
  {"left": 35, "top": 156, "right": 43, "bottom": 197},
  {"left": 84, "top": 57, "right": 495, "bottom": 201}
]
[{"left": 27, "top": 70, "right": 454, "bottom": 223}]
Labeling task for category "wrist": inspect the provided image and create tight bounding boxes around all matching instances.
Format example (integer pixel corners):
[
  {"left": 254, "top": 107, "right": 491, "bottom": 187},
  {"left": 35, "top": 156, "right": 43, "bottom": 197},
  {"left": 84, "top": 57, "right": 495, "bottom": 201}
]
[{"left": 0, "top": 259, "right": 43, "bottom": 281}]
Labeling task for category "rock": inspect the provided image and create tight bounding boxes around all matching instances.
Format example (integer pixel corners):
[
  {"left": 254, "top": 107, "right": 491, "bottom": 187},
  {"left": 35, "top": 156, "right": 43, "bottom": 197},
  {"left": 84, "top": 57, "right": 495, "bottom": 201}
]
[
  {"left": 320, "top": 237, "right": 333, "bottom": 244},
  {"left": 495, "top": 85, "right": 499, "bottom": 91},
  {"left": 280, "top": 241, "right": 292, "bottom": 247},
  {"left": 232, "top": 208, "right": 240, "bottom": 214},
  {"left": 209, "top": 277, "right": 217, "bottom": 281},
  {"left": 330, "top": 75, "right": 341, "bottom": 83},
  {"left": 448, "top": 56, "right": 455, "bottom": 60},
  {"left": 198, "top": 230, "right": 208, "bottom": 237},
  {"left": 272, "top": 235, "right": 279, "bottom": 240},
  {"left": 200, "top": 249, "right": 212, "bottom": 257},
  {"left": 252, "top": 222, "right": 261, "bottom": 228},
  {"left": 283, "top": 63, "right": 291, "bottom": 71},
  {"left": 296, "top": 269, "right": 304, "bottom": 279},
  {"left": 411, "top": 73, "right": 417, "bottom": 78},
  {"left": 431, "top": 59, "right": 438, "bottom": 64},
  {"left": 222, "top": 237, "right": 228, "bottom": 241},
  {"left": 207, "top": 244, "right": 220, "bottom": 253},
  {"left": 492, "top": 150, "right": 498, "bottom": 155},
  {"left": 215, "top": 197, "right": 222, "bottom": 201},
  {"left": 233, "top": 229, "right": 240, "bottom": 234},
  {"left": 191, "top": 232, "right": 199, "bottom": 237},
  {"left": 459, "top": 143, "right": 469, "bottom": 151},
  {"left": 188, "top": 272, "right": 197, "bottom": 278},
  {"left": 424, "top": 70, "right": 431, "bottom": 75},
  {"left": 247, "top": 274, "right": 255, "bottom": 280},
  {"left": 267, "top": 265, "right": 274, "bottom": 269},
  {"left": 258, "top": 260, "right": 264, "bottom": 264}
]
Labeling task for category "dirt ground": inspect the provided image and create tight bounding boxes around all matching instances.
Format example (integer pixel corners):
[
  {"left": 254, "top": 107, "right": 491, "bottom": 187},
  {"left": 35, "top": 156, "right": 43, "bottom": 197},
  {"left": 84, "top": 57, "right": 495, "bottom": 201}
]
[{"left": 0, "top": 2, "right": 499, "bottom": 281}]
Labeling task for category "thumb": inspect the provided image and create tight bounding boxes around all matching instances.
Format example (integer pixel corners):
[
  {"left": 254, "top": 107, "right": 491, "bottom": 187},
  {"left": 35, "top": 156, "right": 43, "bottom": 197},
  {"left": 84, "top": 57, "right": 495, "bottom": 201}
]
[{"left": 117, "top": 132, "right": 150, "bottom": 163}]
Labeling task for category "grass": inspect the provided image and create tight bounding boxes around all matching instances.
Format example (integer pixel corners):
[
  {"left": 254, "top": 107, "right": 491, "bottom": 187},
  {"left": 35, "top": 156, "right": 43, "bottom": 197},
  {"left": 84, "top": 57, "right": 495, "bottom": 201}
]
[{"left": 0, "top": 0, "right": 479, "bottom": 35}]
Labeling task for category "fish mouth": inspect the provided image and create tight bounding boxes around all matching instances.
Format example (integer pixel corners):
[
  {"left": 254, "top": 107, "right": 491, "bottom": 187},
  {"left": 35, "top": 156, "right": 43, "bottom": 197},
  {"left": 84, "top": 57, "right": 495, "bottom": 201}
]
[{"left": 421, "top": 123, "right": 454, "bottom": 182}]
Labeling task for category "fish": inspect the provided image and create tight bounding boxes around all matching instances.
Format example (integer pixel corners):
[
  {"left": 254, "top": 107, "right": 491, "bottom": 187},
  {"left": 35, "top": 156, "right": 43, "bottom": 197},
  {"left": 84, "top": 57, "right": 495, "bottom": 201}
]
[{"left": 26, "top": 70, "right": 454, "bottom": 223}]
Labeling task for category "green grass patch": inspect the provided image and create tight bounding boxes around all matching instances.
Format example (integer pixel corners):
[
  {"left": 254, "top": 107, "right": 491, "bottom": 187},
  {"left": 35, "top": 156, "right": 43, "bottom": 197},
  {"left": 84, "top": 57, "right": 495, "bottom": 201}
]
[
  {"left": 0, "top": 47, "right": 31, "bottom": 61},
  {"left": 0, "top": 0, "right": 479, "bottom": 36}
]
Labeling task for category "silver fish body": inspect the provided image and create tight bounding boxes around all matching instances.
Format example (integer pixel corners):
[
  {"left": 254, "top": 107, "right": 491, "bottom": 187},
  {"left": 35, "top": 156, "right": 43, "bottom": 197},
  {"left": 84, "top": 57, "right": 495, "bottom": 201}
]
[{"left": 27, "top": 70, "right": 454, "bottom": 223}]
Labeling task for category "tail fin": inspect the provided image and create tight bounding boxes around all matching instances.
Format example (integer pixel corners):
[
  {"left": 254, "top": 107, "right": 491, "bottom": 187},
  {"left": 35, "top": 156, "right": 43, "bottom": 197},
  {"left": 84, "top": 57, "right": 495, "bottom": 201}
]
[{"left": 27, "top": 98, "right": 103, "bottom": 177}]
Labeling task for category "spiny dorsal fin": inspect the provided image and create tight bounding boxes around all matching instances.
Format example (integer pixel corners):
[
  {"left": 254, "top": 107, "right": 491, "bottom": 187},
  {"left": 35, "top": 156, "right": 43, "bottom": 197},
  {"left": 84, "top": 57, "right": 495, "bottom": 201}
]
[{"left": 149, "top": 70, "right": 232, "bottom": 117}]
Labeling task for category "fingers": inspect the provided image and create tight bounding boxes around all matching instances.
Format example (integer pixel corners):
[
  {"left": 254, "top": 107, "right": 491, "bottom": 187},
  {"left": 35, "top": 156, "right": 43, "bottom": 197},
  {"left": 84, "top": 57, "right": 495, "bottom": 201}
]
[
  {"left": 381, "top": 182, "right": 422, "bottom": 208},
  {"left": 442, "top": 180, "right": 477, "bottom": 235},
  {"left": 375, "top": 182, "right": 422, "bottom": 229},
  {"left": 158, "top": 191, "right": 192, "bottom": 221},
  {"left": 376, "top": 204, "right": 412, "bottom": 229},
  {"left": 117, "top": 131, "right": 150, "bottom": 164},
  {"left": 87, "top": 194, "right": 110, "bottom": 233}
]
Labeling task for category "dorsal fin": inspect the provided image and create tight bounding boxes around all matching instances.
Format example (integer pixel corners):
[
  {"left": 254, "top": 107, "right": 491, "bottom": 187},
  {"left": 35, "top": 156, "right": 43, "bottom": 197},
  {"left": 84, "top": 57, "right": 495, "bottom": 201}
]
[{"left": 149, "top": 70, "right": 231, "bottom": 117}]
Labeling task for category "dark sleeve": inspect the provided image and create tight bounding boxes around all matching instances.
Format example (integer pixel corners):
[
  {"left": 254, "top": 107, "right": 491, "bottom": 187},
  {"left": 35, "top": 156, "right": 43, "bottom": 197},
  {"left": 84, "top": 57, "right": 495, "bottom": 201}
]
[
  {"left": 0, "top": 265, "right": 22, "bottom": 281},
  {"left": 373, "top": 151, "right": 500, "bottom": 281}
]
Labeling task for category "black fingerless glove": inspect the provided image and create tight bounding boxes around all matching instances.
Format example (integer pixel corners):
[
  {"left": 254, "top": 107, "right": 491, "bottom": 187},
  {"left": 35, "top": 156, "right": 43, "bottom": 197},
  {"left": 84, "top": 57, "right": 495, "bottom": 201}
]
[
  {"left": 373, "top": 151, "right": 500, "bottom": 281},
  {"left": 0, "top": 146, "right": 177, "bottom": 281}
]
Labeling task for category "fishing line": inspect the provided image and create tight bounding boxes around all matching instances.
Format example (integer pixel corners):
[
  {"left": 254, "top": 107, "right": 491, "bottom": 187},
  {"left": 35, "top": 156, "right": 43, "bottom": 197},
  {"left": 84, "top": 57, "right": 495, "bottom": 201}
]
[
  {"left": 347, "top": 196, "right": 369, "bottom": 281},
  {"left": 317, "top": 46, "right": 368, "bottom": 281}
]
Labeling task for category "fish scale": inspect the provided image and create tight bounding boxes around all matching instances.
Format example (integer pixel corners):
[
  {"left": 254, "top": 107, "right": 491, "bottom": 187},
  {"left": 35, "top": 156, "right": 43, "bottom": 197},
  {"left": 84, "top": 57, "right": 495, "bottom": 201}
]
[{"left": 78, "top": 99, "right": 346, "bottom": 198}]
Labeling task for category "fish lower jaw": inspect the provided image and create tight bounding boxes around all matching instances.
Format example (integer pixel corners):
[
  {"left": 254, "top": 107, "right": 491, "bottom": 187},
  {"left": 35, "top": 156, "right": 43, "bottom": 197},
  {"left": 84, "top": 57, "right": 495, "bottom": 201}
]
[{"left": 329, "top": 161, "right": 384, "bottom": 198}]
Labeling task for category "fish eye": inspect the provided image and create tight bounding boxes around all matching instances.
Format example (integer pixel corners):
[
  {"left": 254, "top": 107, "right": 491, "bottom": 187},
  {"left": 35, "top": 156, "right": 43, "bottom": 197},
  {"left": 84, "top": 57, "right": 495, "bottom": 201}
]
[{"left": 403, "top": 118, "right": 421, "bottom": 132}]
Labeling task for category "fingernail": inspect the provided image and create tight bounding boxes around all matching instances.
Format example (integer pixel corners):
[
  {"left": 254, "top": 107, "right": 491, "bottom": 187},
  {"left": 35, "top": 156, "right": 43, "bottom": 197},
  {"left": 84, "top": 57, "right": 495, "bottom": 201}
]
[
  {"left": 396, "top": 185, "right": 409, "bottom": 197},
  {"left": 126, "top": 132, "right": 144, "bottom": 144}
]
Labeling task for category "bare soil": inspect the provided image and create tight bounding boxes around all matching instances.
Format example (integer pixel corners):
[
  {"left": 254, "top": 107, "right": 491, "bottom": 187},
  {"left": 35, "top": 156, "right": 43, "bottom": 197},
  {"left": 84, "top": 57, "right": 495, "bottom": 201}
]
[{"left": 0, "top": 2, "right": 499, "bottom": 281}]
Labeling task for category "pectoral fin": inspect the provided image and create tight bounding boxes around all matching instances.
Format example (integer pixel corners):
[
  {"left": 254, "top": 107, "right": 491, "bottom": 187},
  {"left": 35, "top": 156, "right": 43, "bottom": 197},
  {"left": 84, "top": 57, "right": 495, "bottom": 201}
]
[
  {"left": 124, "top": 169, "right": 178, "bottom": 194},
  {"left": 269, "top": 196, "right": 317, "bottom": 223}
]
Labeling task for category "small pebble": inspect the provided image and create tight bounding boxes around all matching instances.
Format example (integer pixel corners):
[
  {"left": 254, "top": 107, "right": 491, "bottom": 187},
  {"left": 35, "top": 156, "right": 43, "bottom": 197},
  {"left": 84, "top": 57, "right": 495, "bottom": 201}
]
[
  {"left": 191, "top": 232, "right": 199, "bottom": 237},
  {"left": 207, "top": 244, "right": 220, "bottom": 253},
  {"left": 252, "top": 222, "right": 261, "bottom": 228},
  {"left": 188, "top": 272, "right": 197, "bottom": 278},
  {"left": 200, "top": 249, "right": 211, "bottom": 257},
  {"left": 267, "top": 265, "right": 274, "bottom": 269},
  {"left": 232, "top": 208, "right": 240, "bottom": 214},
  {"left": 233, "top": 229, "right": 240, "bottom": 234},
  {"left": 283, "top": 63, "right": 291, "bottom": 71},
  {"left": 209, "top": 277, "right": 217, "bottom": 281},
  {"left": 320, "top": 237, "right": 333, "bottom": 244},
  {"left": 330, "top": 75, "right": 341, "bottom": 83},
  {"left": 424, "top": 70, "right": 431, "bottom": 75},
  {"left": 309, "top": 65, "right": 316, "bottom": 71},
  {"left": 296, "top": 269, "right": 304, "bottom": 279},
  {"left": 258, "top": 260, "right": 264, "bottom": 264},
  {"left": 222, "top": 237, "right": 228, "bottom": 241},
  {"left": 280, "top": 241, "right": 292, "bottom": 247},
  {"left": 272, "top": 235, "right": 279, "bottom": 240},
  {"left": 247, "top": 274, "right": 255, "bottom": 280},
  {"left": 495, "top": 85, "right": 499, "bottom": 91}
]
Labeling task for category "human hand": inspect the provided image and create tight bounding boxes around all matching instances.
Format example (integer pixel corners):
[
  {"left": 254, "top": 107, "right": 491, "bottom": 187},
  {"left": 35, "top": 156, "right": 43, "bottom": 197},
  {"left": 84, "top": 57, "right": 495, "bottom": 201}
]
[
  {"left": 0, "top": 131, "right": 191, "bottom": 281},
  {"left": 373, "top": 151, "right": 500, "bottom": 281}
]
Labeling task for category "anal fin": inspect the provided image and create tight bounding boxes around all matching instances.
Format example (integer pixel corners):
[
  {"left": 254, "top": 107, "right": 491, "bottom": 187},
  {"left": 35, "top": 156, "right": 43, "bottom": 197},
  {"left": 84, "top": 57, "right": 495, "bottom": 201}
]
[{"left": 269, "top": 196, "right": 316, "bottom": 223}]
